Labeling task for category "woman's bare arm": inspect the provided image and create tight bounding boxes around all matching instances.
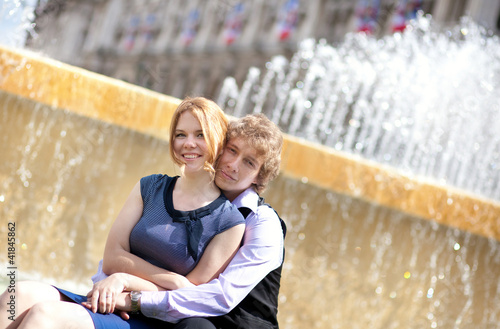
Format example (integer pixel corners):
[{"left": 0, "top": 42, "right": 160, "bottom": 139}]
[{"left": 100, "top": 181, "right": 193, "bottom": 290}]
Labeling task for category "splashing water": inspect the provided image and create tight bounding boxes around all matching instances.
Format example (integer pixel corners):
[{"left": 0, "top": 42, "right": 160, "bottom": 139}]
[
  {"left": 0, "top": 0, "right": 37, "bottom": 47},
  {"left": 218, "top": 14, "right": 500, "bottom": 202}
]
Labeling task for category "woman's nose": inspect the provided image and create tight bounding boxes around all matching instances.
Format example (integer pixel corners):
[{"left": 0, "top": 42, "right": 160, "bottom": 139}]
[{"left": 184, "top": 135, "right": 196, "bottom": 147}]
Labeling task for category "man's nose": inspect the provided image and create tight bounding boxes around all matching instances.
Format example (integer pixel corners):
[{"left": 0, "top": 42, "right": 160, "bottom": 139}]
[{"left": 226, "top": 158, "right": 240, "bottom": 172}]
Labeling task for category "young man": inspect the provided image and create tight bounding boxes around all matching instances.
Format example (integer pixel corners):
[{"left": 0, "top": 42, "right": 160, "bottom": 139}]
[{"left": 114, "top": 113, "right": 286, "bottom": 328}]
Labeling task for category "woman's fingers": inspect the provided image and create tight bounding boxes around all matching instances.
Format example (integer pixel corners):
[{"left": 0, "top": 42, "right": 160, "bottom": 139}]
[
  {"left": 84, "top": 287, "right": 115, "bottom": 314},
  {"left": 87, "top": 274, "right": 128, "bottom": 313},
  {"left": 90, "top": 289, "right": 99, "bottom": 313},
  {"left": 99, "top": 291, "right": 115, "bottom": 314},
  {"left": 108, "top": 292, "right": 117, "bottom": 314}
]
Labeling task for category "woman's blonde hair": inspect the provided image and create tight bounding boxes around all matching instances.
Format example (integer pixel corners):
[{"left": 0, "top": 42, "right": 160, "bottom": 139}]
[
  {"left": 169, "top": 97, "right": 228, "bottom": 176},
  {"left": 227, "top": 113, "right": 283, "bottom": 194}
]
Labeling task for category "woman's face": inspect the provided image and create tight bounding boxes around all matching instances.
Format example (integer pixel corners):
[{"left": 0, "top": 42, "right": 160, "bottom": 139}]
[{"left": 172, "top": 110, "right": 208, "bottom": 173}]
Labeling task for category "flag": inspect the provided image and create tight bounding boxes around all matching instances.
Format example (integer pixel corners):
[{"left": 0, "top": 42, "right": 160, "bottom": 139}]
[
  {"left": 123, "top": 15, "right": 139, "bottom": 51},
  {"left": 277, "top": 0, "right": 299, "bottom": 41},
  {"left": 181, "top": 9, "right": 200, "bottom": 46},
  {"left": 139, "top": 13, "right": 156, "bottom": 46},
  {"left": 223, "top": 2, "right": 245, "bottom": 45},
  {"left": 392, "top": 0, "right": 423, "bottom": 33},
  {"left": 355, "top": 0, "right": 380, "bottom": 34}
]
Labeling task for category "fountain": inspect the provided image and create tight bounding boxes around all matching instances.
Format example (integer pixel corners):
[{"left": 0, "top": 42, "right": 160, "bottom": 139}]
[
  {"left": 1, "top": 8, "right": 500, "bottom": 329},
  {"left": 218, "top": 14, "right": 500, "bottom": 239}
]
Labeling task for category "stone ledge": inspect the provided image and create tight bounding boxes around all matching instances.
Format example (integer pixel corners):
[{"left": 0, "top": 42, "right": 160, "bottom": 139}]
[
  {"left": 281, "top": 135, "right": 500, "bottom": 240},
  {"left": 0, "top": 45, "right": 180, "bottom": 141}
]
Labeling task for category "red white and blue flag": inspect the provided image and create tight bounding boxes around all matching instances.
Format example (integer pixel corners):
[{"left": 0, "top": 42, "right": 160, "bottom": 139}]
[
  {"left": 392, "top": 0, "right": 423, "bottom": 32},
  {"left": 181, "top": 9, "right": 200, "bottom": 46},
  {"left": 139, "top": 13, "right": 156, "bottom": 46},
  {"left": 223, "top": 2, "right": 245, "bottom": 45},
  {"left": 276, "top": 0, "right": 299, "bottom": 41},
  {"left": 355, "top": 0, "right": 380, "bottom": 34},
  {"left": 123, "top": 15, "right": 139, "bottom": 51}
]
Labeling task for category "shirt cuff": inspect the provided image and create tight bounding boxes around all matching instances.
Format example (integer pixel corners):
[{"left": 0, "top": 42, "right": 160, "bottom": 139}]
[{"left": 140, "top": 291, "right": 170, "bottom": 321}]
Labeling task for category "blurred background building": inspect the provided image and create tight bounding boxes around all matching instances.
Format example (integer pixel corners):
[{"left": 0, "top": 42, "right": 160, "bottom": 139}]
[{"left": 26, "top": 0, "right": 500, "bottom": 100}]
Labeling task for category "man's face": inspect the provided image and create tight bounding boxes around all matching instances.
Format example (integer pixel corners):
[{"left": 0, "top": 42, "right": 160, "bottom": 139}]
[{"left": 215, "top": 137, "right": 262, "bottom": 201}]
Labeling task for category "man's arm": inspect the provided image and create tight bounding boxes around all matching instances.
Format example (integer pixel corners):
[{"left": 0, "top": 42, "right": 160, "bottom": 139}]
[{"left": 140, "top": 206, "right": 284, "bottom": 322}]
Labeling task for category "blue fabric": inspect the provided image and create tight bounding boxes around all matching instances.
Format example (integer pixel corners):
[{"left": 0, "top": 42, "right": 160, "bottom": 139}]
[
  {"left": 130, "top": 174, "right": 245, "bottom": 274},
  {"left": 56, "top": 288, "right": 169, "bottom": 329}
]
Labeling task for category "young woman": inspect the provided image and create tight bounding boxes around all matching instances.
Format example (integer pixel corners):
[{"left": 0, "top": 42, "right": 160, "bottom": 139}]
[{"left": 0, "top": 97, "right": 245, "bottom": 329}]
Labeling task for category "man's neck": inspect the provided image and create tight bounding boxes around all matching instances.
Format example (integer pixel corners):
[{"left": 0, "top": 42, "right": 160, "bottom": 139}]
[{"left": 222, "top": 189, "right": 245, "bottom": 202}]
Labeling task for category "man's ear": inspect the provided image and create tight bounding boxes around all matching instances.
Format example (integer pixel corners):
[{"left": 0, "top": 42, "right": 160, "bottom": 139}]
[{"left": 252, "top": 165, "right": 262, "bottom": 185}]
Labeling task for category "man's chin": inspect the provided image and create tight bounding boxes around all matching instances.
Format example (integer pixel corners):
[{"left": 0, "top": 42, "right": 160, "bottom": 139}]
[
  {"left": 216, "top": 177, "right": 241, "bottom": 194},
  {"left": 215, "top": 176, "right": 230, "bottom": 188}
]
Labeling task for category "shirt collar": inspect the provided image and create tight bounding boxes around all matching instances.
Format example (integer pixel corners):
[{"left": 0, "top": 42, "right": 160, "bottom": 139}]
[{"left": 231, "top": 187, "right": 259, "bottom": 214}]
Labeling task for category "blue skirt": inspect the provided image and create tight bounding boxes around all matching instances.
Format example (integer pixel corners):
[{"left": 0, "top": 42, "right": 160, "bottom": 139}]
[{"left": 56, "top": 287, "right": 170, "bottom": 329}]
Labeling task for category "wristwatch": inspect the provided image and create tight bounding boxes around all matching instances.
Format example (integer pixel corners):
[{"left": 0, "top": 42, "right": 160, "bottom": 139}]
[{"left": 130, "top": 291, "right": 142, "bottom": 314}]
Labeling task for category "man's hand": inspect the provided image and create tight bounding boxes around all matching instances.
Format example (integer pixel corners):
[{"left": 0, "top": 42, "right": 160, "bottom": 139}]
[{"left": 114, "top": 292, "right": 133, "bottom": 320}]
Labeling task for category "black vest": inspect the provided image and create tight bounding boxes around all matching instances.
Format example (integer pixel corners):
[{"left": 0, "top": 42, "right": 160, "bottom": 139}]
[{"left": 209, "top": 198, "right": 287, "bottom": 329}]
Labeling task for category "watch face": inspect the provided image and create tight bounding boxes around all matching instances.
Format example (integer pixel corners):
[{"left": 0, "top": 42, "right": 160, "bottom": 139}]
[{"left": 130, "top": 291, "right": 141, "bottom": 313}]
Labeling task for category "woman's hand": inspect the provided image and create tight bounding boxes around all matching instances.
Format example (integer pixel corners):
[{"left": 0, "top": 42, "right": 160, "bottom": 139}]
[{"left": 85, "top": 273, "right": 128, "bottom": 314}]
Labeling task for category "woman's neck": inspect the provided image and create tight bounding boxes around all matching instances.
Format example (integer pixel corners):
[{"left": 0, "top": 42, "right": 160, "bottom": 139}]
[{"left": 173, "top": 170, "right": 220, "bottom": 211}]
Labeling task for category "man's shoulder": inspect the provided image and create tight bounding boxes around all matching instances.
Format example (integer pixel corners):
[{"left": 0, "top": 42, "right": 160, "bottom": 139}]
[
  {"left": 233, "top": 188, "right": 259, "bottom": 209},
  {"left": 255, "top": 201, "right": 278, "bottom": 217},
  {"left": 250, "top": 202, "right": 284, "bottom": 235},
  {"left": 256, "top": 198, "right": 287, "bottom": 237}
]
